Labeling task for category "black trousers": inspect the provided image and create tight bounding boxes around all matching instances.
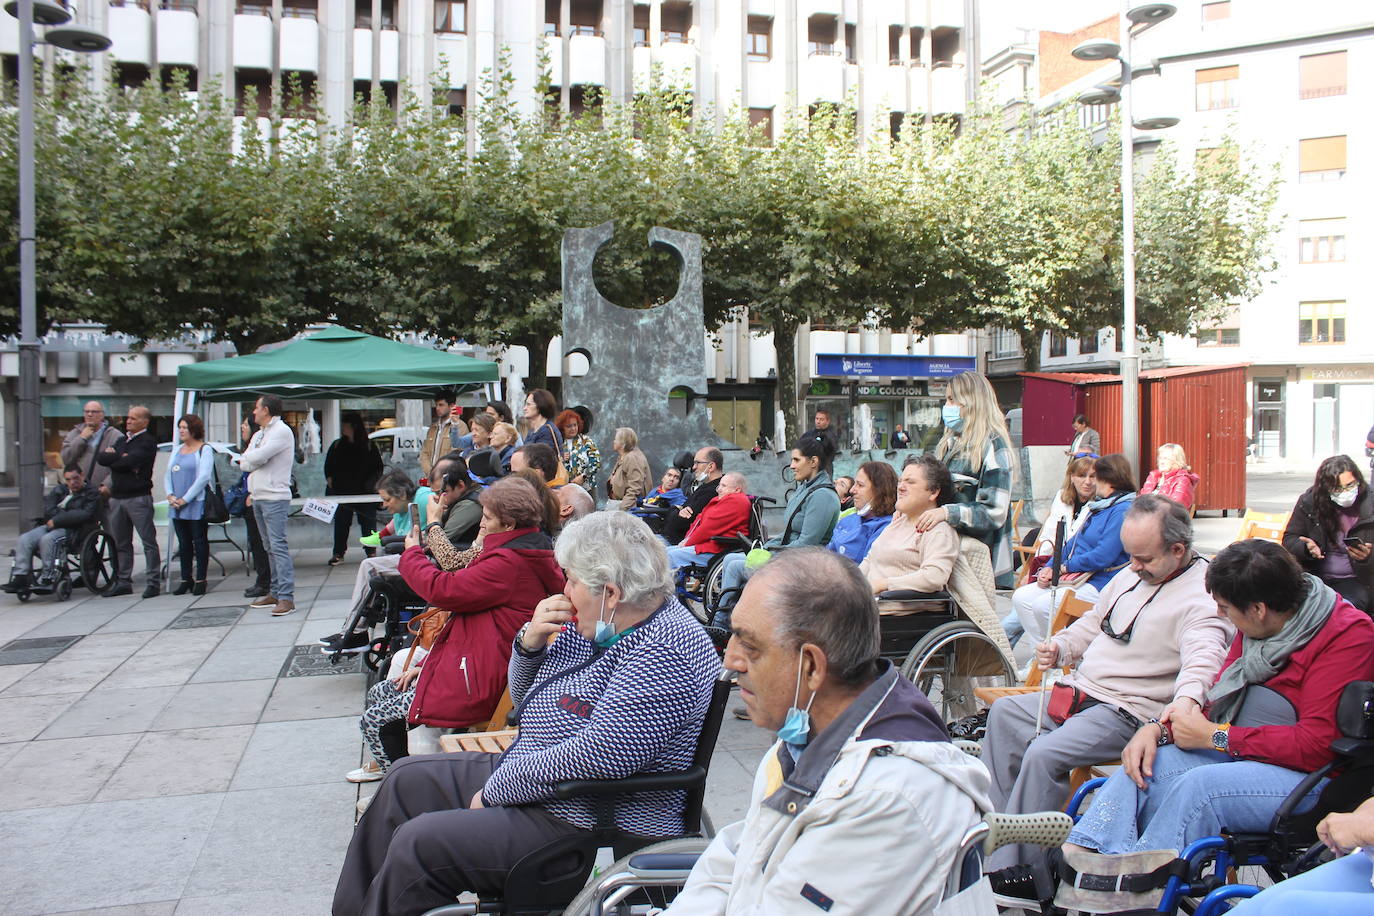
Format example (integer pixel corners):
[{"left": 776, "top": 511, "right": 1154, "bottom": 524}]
[
  {"left": 172, "top": 517, "right": 209, "bottom": 582},
  {"left": 332, "top": 753, "right": 586, "bottom": 916},
  {"left": 242, "top": 508, "right": 270, "bottom": 589},
  {"left": 1329, "top": 575, "right": 1371, "bottom": 614},
  {"left": 333, "top": 502, "right": 378, "bottom": 558}
]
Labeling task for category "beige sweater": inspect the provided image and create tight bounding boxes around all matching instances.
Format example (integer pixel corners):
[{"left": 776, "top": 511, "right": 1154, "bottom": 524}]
[
  {"left": 1050, "top": 555, "right": 1234, "bottom": 723},
  {"left": 860, "top": 514, "right": 960, "bottom": 593}
]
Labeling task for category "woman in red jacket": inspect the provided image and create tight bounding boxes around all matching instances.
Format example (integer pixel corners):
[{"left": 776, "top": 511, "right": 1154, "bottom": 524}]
[
  {"left": 1062, "top": 539, "right": 1374, "bottom": 868},
  {"left": 346, "top": 477, "right": 564, "bottom": 783}
]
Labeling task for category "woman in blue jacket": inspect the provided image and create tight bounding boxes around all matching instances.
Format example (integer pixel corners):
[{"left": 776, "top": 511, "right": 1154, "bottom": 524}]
[
  {"left": 165, "top": 414, "right": 216, "bottom": 595},
  {"left": 827, "top": 461, "right": 897, "bottom": 563},
  {"left": 1011, "top": 453, "right": 1136, "bottom": 643}
]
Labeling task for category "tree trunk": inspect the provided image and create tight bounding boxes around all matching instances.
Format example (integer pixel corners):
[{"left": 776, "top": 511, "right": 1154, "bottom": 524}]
[
  {"left": 772, "top": 315, "right": 801, "bottom": 447},
  {"left": 1018, "top": 326, "right": 1042, "bottom": 373},
  {"left": 514, "top": 330, "right": 553, "bottom": 394}
]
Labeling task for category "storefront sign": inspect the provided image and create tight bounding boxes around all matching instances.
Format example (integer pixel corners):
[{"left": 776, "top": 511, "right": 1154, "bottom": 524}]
[
  {"left": 815, "top": 354, "right": 976, "bottom": 379},
  {"left": 856, "top": 383, "right": 927, "bottom": 398},
  {"left": 1305, "top": 366, "right": 1374, "bottom": 383}
]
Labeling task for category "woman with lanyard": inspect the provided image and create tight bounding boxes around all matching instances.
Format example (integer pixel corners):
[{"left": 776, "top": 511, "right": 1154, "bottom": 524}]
[
  {"left": 165, "top": 414, "right": 215, "bottom": 595},
  {"left": 1011, "top": 453, "right": 1137, "bottom": 646},
  {"left": 919, "top": 371, "right": 1018, "bottom": 588}
]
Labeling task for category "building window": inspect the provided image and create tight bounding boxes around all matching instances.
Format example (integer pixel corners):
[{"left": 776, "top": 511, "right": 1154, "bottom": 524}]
[
  {"left": 568, "top": 0, "right": 601, "bottom": 36},
  {"left": 1078, "top": 332, "right": 1099, "bottom": 355},
  {"left": 1080, "top": 101, "right": 1113, "bottom": 130},
  {"left": 1299, "top": 51, "right": 1346, "bottom": 99},
  {"left": 1201, "top": 1, "right": 1230, "bottom": 21},
  {"left": 1196, "top": 328, "right": 1240, "bottom": 347},
  {"left": 661, "top": 0, "right": 690, "bottom": 43},
  {"left": 1298, "top": 301, "right": 1346, "bottom": 344},
  {"left": 1048, "top": 333, "right": 1068, "bottom": 358},
  {"left": 281, "top": 0, "right": 316, "bottom": 19},
  {"left": 748, "top": 107, "right": 773, "bottom": 145},
  {"left": 444, "top": 87, "right": 466, "bottom": 118},
  {"left": 746, "top": 16, "right": 771, "bottom": 62},
  {"left": 991, "top": 328, "right": 1020, "bottom": 358},
  {"left": 435, "top": 0, "right": 464, "bottom": 33},
  {"left": 1195, "top": 65, "right": 1238, "bottom": 110},
  {"left": 1299, "top": 135, "right": 1347, "bottom": 182},
  {"left": 1299, "top": 218, "right": 1346, "bottom": 263},
  {"left": 845, "top": 23, "right": 857, "bottom": 63},
  {"left": 808, "top": 14, "right": 837, "bottom": 56},
  {"left": 1195, "top": 146, "right": 1238, "bottom": 170}
]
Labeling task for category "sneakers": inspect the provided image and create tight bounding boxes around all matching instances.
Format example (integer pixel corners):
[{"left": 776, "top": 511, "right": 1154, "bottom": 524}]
[
  {"left": 248, "top": 595, "right": 277, "bottom": 609},
  {"left": 988, "top": 864, "right": 1040, "bottom": 902},
  {"left": 359, "top": 532, "right": 382, "bottom": 548},
  {"left": 319, "top": 631, "right": 370, "bottom": 655},
  {"left": 346, "top": 762, "right": 384, "bottom": 783},
  {"left": 2, "top": 574, "right": 28, "bottom": 594},
  {"left": 356, "top": 794, "right": 374, "bottom": 816},
  {"left": 328, "top": 555, "right": 344, "bottom": 566},
  {"left": 271, "top": 599, "right": 296, "bottom": 617},
  {"left": 243, "top": 584, "right": 269, "bottom": 598}
]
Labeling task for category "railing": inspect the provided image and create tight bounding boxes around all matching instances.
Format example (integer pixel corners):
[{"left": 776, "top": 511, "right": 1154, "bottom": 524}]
[
  {"left": 281, "top": 6, "right": 317, "bottom": 19},
  {"left": 661, "top": 32, "right": 692, "bottom": 44},
  {"left": 110, "top": 0, "right": 151, "bottom": 10},
  {"left": 808, "top": 42, "right": 839, "bottom": 56},
  {"left": 236, "top": 2, "right": 269, "bottom": 14},
  {"left": 1299, "top": 85, "right": 1345, "bottom": 100},
  {"left": 568, "top": 24, "right": 601, "bottom": 36},
  {"left": 159, "top": 0, "right": 197, "bottom": 10}
]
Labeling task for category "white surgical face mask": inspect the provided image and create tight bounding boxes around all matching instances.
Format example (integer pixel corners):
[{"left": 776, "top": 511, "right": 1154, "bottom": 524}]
[{"left": 1332, "top": 488, "right": 1359, "bottom": 509}]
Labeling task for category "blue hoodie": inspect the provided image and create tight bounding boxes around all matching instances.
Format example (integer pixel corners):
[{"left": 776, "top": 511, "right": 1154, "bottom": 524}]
[
  {"left": 1063, "top": 491, "right": 1136, "bottom": 590},
  {"left": 827, "top": 511, "right": 893, "bottom": 564}
]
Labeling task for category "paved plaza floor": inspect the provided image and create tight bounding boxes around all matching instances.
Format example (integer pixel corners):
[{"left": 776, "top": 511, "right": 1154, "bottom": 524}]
[{"left": 0, "top": 464, "right": 1314, "bottom": 914}]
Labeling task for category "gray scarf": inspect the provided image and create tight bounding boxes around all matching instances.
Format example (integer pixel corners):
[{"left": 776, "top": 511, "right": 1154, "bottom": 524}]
[{"left": 1207, "top": 574, "right": 1336, "bottom": 724}]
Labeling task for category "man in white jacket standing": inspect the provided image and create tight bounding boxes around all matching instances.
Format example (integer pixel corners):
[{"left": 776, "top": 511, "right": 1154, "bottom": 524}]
[
  {"left": 666, "top": 548, "right": 992, "bottom": 915},
  {"left": 238, "top": 394, "right": 297, "bottom": 616}
]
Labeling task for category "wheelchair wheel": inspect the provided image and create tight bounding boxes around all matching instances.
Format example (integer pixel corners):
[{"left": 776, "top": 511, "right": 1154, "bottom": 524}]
[
  {"left": 562, "top": 836, "right": 712, "bottom": 916},
  {"left": 56, "top": 578, "right": 72, "bottom": 601},
  {"left": 80, "top": 529, "right": 116, "bottom": 594},
  {"left": 701, "top": 558, "right": 731, "bottom": 621},
  {"left": 15, "top": 586, "right": 30, "bottom": 603},
  {"left": 901, "top": 621, "right": 1016, "bottom": 723}
]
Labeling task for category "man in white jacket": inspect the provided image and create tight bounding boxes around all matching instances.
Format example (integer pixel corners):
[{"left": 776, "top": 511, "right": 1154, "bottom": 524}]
[
  {"left": 237, "top": 394, "right": 298, "bottom": 616},
  {"left": 666, "top": 548, "right": 992, "bottom": 915}
]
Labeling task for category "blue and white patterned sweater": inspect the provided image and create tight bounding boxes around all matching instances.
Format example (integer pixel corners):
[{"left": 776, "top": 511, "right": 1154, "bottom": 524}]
[{"left": 482, "top": 596, "right": 719, "bottom": 837}]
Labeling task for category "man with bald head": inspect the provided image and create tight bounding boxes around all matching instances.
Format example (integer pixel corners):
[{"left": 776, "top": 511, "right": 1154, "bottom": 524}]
[
  {"left": 60, "top": 400, "right": 122, "bottom": 493},
  {"left": 557, "top": 483, "right": 594, "bottom": 525},
  {"left": 97, "top": 406, "right": 162, "bottom": 598},
  {"left": 664, "top": 472, "right": 751, "bottom": 571}
]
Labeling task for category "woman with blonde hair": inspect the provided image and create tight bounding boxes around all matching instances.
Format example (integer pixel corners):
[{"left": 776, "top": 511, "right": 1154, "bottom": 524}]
[
  {"left": 607, "top": 426, "right": 651, "bottom": 510},
  {"left": 922, "top": 371, "right": 1018, "bottom": 587},
  {"left": 1140, "top": 442, "right": 1200, "bottom": 509}
]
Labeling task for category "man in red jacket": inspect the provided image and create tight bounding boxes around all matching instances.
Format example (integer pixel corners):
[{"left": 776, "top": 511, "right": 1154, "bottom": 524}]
[{"left": 665, "top": 472, "right": 750, "bottom": 571}]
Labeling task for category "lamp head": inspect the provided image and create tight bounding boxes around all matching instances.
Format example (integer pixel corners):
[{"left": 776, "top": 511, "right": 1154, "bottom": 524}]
[
  {"left": 45, "top": 24, "right": 112, "bottom": 51},
  {"left": 1127, "top": 3, "right": 1177, "bottom": 26},
  {"left": 1079, "top": 84, "right": 1122, "bottom": 106},
  {"left": 1071, "top": 38, "right": 1123, "bottom": 62},
  {"left": 4, "top": 0, "right": 72, "bottom": 25},
  {"left": 1133, "top": 115, "right": 1180, "bottom": 130}
]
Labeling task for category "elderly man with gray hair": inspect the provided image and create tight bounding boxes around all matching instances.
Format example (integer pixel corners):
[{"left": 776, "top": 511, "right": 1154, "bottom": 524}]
[
  {"left": 664, "top": 471, "right": 751, "bottom": 571},
  {"left": 980, "top": 493, "right": 1234, "bottom": 904},
  {"left": 333, "top": 511, "right": 720, "bottom": 916},
  {"left": 664, "top": 547, "right": 991, "bottom": 915}
]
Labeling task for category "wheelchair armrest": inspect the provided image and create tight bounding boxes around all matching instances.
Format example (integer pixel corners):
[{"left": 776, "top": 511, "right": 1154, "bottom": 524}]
[
  {"left": 1066, "top": 776, "right": 1109, "bottom": 821},
  {"left": 1271, "top": 760, "right": 1339, "bottom": 824},
  {"left": 627, "top": 852, "right": 704, "bottom": 876},
  {"left": 710, "top": 535, "right": 750, "bottom": 551},
  {"left": 1331, "top": 736, "right": 1374, "bottom": 759},
  {"left": 552, "top": 765, "right": 708, "bottom": 800},
  {"left": 877, "top": 589, "right": 950, "bottom": 601},
  {"left": 754, "top": 496, "right": 776, "bottom": 505}
]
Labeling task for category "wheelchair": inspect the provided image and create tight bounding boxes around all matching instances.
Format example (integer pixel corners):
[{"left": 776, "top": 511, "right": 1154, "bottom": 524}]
[
  {"left": 573, "top": 808, "right": 1075, "bottom": 915},
  {"left": 673, "top": 495, "right": 775, "bottom": 626},
  {"left": 421, "top": 669, "right": 735, "bottom": 915},
  {"left": 5, "top": 522, "right": 115, "bottom": 602},
  {"left": 327, "top": 568, "right": 428, "bottom": 686},
  {"left": 1060, "top": 680, "right": 1374, "bottom": 915}
]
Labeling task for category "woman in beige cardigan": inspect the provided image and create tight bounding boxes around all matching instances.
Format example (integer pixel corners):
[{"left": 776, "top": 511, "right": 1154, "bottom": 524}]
[
  {"left": 861, "top": 455, "right": 961, "bottom": 595},
  {"left": 607, "top": 427, "right": 651, "bottom": 510}
]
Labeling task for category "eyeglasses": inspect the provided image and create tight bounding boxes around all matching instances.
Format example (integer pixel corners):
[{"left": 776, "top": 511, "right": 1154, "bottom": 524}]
[
  {"left": 1102, "top": 555, "right": 1202, "bottom": 642},
  {"left": 1334, "top": 482, "right": 1359, "bottom": 495},
  {"left": 691, "top": 460, "right": 710, "bottom": 466}
]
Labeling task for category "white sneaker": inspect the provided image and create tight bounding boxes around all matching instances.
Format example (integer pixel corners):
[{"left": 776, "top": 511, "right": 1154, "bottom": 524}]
[
  {"left": 356, "top": 794, "right": 374, "bottom": 816},
  {"left": 346, "top": 763, "right": 384, "bottom": 783}
]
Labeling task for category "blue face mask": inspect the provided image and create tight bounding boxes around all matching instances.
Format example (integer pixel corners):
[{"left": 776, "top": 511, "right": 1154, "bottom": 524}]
[
  {"left": 593, "top": 591, "right": 619, "bottom": 649},
  {"left": 776, "top": 648, "right": 817, "bottom": 750},
  {"left": 941, "top": 404, "right": 964, "bottom": 433}
]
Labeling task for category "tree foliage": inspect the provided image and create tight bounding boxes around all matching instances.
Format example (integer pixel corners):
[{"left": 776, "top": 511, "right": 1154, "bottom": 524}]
[{"left": 0, "top": 67, "right": 1278, "bottom": 435}]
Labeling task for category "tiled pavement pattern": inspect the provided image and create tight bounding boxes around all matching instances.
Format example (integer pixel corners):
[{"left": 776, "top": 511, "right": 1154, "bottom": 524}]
[{"left": 0, "top": 547, "right": 772, "bottom": 916}]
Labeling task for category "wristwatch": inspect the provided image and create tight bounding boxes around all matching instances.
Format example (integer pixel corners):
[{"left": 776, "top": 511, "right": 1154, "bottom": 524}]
[
  {"left": 1211, "top": 722, "right": 1231, "bottom": 753},
  {"left": 1148, "top": 717, "right": 1173, "bottom": 747},
  {"left": 513, "top": 622, "right": 543, "bottom": 657}
]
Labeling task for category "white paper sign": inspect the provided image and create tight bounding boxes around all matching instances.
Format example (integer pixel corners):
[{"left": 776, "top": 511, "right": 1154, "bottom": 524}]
[{"left": 301, "top": 498, "right": 338, "bottom": 523}]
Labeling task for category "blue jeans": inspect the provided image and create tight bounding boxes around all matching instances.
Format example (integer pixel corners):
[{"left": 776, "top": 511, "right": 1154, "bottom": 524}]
[
  {"left": 1001, "top": 610, "right": 1024, "bottom": 648},
  {"left": 14, "top": 526, "right": 67, "bottom": 576},
  {"left": 253, "top": 499, "right": 293, "bottom": 602},
  {"left": 665, "top": 545, "right": 703, "bottom": 570},
  {"left": 1068, "top": 745, "right": 1324, "bottom": 854},
  {"left": 1229, "top": 851, "right": 1373, "bottom": 914}
]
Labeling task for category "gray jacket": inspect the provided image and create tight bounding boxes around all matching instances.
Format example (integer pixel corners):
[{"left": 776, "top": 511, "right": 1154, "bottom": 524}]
[{"left": 60, "top": 423, "right": 122, "bottom": 488}]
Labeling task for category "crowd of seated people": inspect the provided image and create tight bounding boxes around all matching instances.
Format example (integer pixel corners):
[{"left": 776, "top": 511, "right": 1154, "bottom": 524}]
[
  {"left": 664, "top": 472, "right": 750, "bottom": 572},
  {"left": 859, "top": 455, "right": 960, "bottom": 597},
  {"left": 826, "top": 461, "right": 896, "bottom": 563}
]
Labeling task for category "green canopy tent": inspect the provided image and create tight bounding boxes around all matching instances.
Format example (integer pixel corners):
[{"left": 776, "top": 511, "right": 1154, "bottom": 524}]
[{"left": 174, "top": 326, "right": 500, "bottom": 414}]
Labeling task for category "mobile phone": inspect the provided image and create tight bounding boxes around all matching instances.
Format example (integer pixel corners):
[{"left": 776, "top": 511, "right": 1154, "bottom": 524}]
[
  {"left": 1343, "top": 536, "right": 1365, "bottom": 549},
  {"left": 408, "top": 504, "right": 421, "bottom": 543}
]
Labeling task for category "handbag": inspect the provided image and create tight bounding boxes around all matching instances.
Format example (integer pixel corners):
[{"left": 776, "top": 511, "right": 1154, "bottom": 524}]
[
  {"left": 202, "top": 482, "right": 230, "bottom": 524},
  {"left": 1047, "top": 682, "right": 1102, "bottom": 725},
  {"left": 402, "top": 608, "right": 453, "bottom": 671},
  {"left": 225, "top": 477, "right": 248, "bottom": 517}
]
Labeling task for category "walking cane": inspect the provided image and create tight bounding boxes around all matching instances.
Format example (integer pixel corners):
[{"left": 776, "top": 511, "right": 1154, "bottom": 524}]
[{"left": 1034, "top": 518, "right": 1067, "bottom": 736}]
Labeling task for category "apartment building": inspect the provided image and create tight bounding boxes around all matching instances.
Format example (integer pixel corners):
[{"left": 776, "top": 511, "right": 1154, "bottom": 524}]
[{"left": 981, "top": 1, "right": 1374, "bottom": 465}]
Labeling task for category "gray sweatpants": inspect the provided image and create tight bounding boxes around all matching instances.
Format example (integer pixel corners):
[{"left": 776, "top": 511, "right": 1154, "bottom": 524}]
[{"left": 982, "top": 691, "right": 1140, "bottom": 887}]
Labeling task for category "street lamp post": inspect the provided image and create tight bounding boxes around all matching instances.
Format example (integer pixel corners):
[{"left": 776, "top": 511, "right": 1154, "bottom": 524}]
[
  {"left": 1071, "top": 2, "right": 1178, "bottom": 478},
  {"left": 4, "top": 0, "right": 110, "bottom": 530}
]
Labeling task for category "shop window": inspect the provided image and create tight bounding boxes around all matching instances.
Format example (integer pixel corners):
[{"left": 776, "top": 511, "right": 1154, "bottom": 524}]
[
  {"left": 1298, "top": 218, "right": 1345, "bottom": 263},
  {"left": 1298, "top": 301, "right": 1345, "bottom": 344},
  {"left": 747, "top": 15, "right": 771, "bottom": 61},
  {"left": 1299, "top": 51, "right": 1346, "bottom": 100},
  {"left": 1195, "top": 65, "right": 1238, "bottom": 110},
  {"left": 1299, "top": 135, "right": 1346, "bottom": 182}
]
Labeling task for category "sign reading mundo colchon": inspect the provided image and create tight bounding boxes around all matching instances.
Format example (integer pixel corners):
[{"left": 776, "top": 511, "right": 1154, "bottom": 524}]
[{"left": 814, "top": 354, "right": 977, "bottom": 378}]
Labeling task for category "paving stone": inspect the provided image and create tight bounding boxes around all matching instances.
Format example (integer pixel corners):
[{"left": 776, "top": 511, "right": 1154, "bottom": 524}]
[
  {"left": 99, "top": 649, "right": 214, "bottom": 691},
  {"left": 150, "top": 679, "right": 275, "bottom": 731},
  {"left": 94, "top": 608, "right": 185, "bottom": 634},
  {"left": 279, "top": 643, "right": 364, "bottom": 678},
  {"left": 0, "top": 635, "right": 82, "bottom": 666},
  {"left": 167, "top": 605, "right": 245, "bottom": 629},
  {"left": 40, "top": 685, "right": 180, "bottom": 740},
  {"left": 9, "top": 792, "right": 223, "bottom": 914},
  {"left": 57, "top": 631, "right": 160, "bottom": 661},
  {"left": 0, "top": 692, "right": 84, "bottom": 743},
  {"left": 215, "top": 621, "right": 303, "bottom": 649},
  {"left": 0, "top": 803, "right": 89, "bottom": 910},
  {"left": 172, "top": 888, "right": 333, "bottom": 916},
  {"left": 19, "top": 604, "right": 126, "bottom": 639},
  {"left": 260, "top": 673, "right": 367, "bottom": 723},
  {"left": 229, "top": 716, "right": 360, "bottom": 791},
  {"left": 703, "top": 749, "right": 759, "bottom": 827},
  {"left": 182, "top": 784, "right": 355, "bottom": 899},
  {"left": 2, "top": 651, "right": 136, "bottom": 699},
  {"left": 189, "top": 646, "right": 295, "bottom": 684},
  {"left": 0, "top": 662, "right": 40, "bottom": 692},
  {"left": 97, "top": 725, "right": 254, "bottom": 802},
  {"left": 0, "top": 733, "right": 141, "bottom": 812},
  {"left": 48, "top": 903, "right": 178, "bottom": 915}
]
